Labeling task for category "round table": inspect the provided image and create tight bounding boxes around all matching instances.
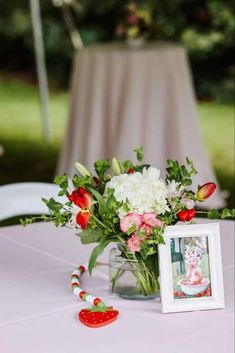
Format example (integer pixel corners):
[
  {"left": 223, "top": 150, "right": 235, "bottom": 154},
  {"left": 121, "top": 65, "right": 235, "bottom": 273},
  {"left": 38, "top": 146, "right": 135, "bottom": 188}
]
[
  {"left": 0, "top": 220, "right": 234, "bottom": 353},
  {"left": 57, "top": 43, "right": 224, "bottom": 209}
]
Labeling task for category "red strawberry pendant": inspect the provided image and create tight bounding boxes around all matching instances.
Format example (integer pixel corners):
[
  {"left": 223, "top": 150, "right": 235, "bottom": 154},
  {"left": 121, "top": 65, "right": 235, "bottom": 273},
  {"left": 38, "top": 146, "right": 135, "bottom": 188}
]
[{"left": 78, "top": 306, "right": 119, "bottom": 328}]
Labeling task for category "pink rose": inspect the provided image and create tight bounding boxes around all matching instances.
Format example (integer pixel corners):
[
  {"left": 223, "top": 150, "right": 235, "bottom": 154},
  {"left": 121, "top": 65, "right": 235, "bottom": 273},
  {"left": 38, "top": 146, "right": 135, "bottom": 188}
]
[
  {"left": 181, "top": 198, "right": 195, "bottom": 210},
  {"left": 120, "top": 213, "right": 142, "bottom": 233},
  {"left": 139, "top": 224, "right": 152, "bottom": 237},
  {"left": 127, "top": 234, "right": 142, "bottom": 252},
  {"left": 142, "top": 212, "right": 163, "bottom": 227}
]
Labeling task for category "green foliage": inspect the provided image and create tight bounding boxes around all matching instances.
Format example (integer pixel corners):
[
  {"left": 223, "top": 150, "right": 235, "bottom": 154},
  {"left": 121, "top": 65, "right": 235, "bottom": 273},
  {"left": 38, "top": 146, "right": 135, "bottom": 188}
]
[
  {"left": 166, "top": 158, "right": 197, "bottom": 186},
  {"left": 41, "top": 197, "right": 72, "bottom": 226},
  {"left": 72, "top": 174, "right": 93, "bottom": 188},
  {"left": 134, "top": 164, "right": 150, "bottom": 173},
  {"left": 134, "top": 146, "right": 144, "bottom": 162},
  {"left": 42, "top": 197, "right": 64, "bottom": 212},
  {"left": 79, "top": 227, "right": 103, "bottom": 244},
  {"left": 88, "top": 187, "right": 107, "bottom": 218},
  {"left": 123, "top": 160, "right": 134, "bottom": 171},
  {"left": 54, "top": 174, "right": 71, "bottom": 196},
  {"left": 54, "top": 174, "right": 68, "bottom": 189},
  {"left": 139, "top": 227, "right": 165, "bottom": 259},
  {"left": 20, "top": 214, "right": 51, "bottom": 226},
  {"left": 207, "top": 208, "right": 235, "bottom": 219},
  {"left": 88, "top": 236, "right": 111, "bottom": 274},
  {"left": 53, "top": 210, "right": 72, "bottom": 226},
  {"left": 103, "top": 188, "right": 130, "bottom": 228},
  {"left": 0, "top": 0, "right": 234, "bottom": 99},
  {"left": 221, "top": 208, "right": 235, "bottom": 219},
  {"left": 94, "top": 159, "right": 110, "bottom": 181}
]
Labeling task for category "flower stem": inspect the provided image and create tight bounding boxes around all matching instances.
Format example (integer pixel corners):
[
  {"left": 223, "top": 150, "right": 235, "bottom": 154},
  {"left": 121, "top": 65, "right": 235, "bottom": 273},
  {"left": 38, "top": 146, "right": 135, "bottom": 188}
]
[
  {"left": 195, "top": 211, "right": 209, "bottom": 214},
  {"left": 91, "top": 214, "right": 113, "bottom": 233}
]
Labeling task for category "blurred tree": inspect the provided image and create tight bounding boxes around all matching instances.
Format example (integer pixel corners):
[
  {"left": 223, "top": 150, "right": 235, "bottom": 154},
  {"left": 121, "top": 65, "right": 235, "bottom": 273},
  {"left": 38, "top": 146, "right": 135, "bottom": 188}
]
[{"left": 0, "top": 0, "right": 234, "bottom": 100}]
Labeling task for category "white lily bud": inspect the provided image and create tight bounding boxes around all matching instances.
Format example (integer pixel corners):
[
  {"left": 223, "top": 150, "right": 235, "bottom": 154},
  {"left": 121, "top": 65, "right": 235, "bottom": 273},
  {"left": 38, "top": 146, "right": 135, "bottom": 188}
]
[
  {"left": 112, "top": 157, "right": 121, "bottom": 175},
  {"left": 75, "top": 162, "right": 92, "bottom": 177}
]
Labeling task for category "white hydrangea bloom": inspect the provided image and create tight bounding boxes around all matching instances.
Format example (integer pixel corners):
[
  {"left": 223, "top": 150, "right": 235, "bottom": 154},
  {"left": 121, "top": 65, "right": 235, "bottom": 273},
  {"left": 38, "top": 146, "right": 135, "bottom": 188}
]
[{"left": 105, "top": 167, "right": 169, "bottom": 218}]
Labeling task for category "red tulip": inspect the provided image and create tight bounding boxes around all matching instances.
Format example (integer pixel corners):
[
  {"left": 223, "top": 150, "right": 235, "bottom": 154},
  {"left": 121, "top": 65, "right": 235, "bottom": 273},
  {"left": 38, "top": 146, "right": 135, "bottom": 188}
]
[
  {"left": 68, "top": 187, "right": 92, "bottom": 208},
  {"left": 76, "top": 209, "right": 90, "bottom": 230},
  {"left": 197, "top": 182, "right": 216, "bottom": 202},
  {"left": 177, "top": 208, "right": 195, "bottom": 222}
]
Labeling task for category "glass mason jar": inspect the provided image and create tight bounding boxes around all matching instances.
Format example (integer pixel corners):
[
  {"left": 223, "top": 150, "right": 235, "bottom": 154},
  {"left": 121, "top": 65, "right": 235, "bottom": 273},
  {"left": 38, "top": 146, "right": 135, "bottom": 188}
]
[{"left": 109, "top": 246, "right": 160, "bottom": 300}]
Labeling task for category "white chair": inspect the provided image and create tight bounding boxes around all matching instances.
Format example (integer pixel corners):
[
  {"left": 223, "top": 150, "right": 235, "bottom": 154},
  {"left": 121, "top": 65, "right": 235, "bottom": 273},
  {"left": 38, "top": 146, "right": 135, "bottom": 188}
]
[{"left": 0, "top": 182, "right": 67, "bottom": 221}]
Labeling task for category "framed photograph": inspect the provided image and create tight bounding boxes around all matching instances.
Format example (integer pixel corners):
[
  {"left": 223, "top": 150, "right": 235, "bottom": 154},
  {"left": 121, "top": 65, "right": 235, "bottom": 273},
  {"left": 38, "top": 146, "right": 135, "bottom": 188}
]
[{"left": 159, "top": 223, "right": 225, "bottom": 313}]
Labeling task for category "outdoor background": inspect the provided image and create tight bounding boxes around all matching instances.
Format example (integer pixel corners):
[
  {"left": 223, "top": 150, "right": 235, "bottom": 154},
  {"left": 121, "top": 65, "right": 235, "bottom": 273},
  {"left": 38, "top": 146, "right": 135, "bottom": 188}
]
[{"left": 0, "top": 0, "right": 234, "bottom": 209}]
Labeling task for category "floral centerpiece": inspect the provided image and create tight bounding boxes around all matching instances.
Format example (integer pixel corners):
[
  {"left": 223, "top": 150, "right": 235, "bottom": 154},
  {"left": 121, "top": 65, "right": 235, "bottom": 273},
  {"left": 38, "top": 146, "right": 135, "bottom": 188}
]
[
  {"left": 22, "top": 147, "right": 234, "bottom": 300},
  {"left": 115, "top": 2, "right": 153, "bottom": 47}
]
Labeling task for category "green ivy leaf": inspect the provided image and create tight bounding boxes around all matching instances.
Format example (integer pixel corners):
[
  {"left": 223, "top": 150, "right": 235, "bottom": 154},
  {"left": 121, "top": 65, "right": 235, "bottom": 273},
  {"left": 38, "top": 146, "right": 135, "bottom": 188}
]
[
  {"left": 42, "top": 197, "right": 63, "bottom": 212},
  {"left": 58, "top": 189, "right": 68, "bottom": 196},
  {"left": 182, "top": 178, "right": 192, "bottom": 186},
  {"left": 20, "top": 217, "right": 34, "bottom": 226},
  {"left": 221, "top": 208, "right": 233, "bottom": 219},
  {"left": 207, "top": 209, "right": 220, "bottom": 219},
  {"left": 54, "top": 174, "right": 68, "bottom": 189},
  {"left": 166, "top": 158, "right": 197, "bottom": 185},
  {"left": 54, "top": 211, "right": 71, "bottom": 226}
]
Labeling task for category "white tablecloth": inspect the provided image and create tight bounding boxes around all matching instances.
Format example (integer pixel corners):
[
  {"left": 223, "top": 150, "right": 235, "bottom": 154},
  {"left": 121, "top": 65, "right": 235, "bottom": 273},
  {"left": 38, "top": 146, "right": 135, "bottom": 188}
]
[
  {"left": 0, "top": 220, "right": 234, "bottom": 353},
  {"left": 57, "top": 43, "right": 225, "bottom": 208}
]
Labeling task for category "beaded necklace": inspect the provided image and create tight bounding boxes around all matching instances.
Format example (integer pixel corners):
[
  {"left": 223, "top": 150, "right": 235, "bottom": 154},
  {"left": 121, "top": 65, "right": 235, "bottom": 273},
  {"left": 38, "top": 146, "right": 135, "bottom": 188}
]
[{"left": 70, "top": 265, "right": 119, "bottom": 328}]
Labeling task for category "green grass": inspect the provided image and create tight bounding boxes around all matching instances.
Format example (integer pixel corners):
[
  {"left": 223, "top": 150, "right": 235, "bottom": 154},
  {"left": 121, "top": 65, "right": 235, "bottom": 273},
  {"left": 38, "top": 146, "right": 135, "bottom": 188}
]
[
  {"left": 0, "top": 77, "right": 68, "bottom": 142},
  {"left": 0, "top": 76, "right": 234, "bottom": 208},
  {"left": 198, "top": 103, "right": 234, "bottom": 207},
  {"left": 0, "top": 76, "right": 68, "bottom": 183}
]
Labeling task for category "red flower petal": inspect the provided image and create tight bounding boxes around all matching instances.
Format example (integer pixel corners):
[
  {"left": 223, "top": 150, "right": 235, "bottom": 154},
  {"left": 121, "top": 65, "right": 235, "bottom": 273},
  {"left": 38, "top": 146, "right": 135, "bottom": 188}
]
[
  {"left": 177, "top": 209, "right": 195, "bottom": 222},
  {"left": 68, "top": 187, "right": 92, "bottom": 208},
  {"left": 197, "top": 182, "right": 216, "bottom": 201},
  {"left": 76, "top": 210, "right": 90, "bottom": 229},
  {"left": 177, "top": 210, "right": 188, "bottom": 222},
  {"left": 187, "top": 208, "right": 195, "bottom": 221}
]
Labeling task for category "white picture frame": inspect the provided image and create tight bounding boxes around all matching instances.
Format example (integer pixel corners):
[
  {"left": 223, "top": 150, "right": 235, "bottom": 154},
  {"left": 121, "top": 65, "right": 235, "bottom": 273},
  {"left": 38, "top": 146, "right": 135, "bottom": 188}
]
[{"left": 159, "top": 223, "right": 225, "bottom": 313}]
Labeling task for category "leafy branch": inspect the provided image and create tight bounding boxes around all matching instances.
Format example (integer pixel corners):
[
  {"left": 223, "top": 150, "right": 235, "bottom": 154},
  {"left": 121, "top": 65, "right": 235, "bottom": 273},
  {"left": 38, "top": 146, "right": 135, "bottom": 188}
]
[
  {"left": 166, "top": 157, "right": 197, "bottom": 186},
  {"left": 196, "top": 208, "right": 235, "bottom": 219}
]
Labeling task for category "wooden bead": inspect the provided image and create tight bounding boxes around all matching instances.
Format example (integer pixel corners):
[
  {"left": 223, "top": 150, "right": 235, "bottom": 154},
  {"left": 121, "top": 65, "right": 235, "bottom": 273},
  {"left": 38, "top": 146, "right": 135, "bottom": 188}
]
[
  {"left": 79, "top": 291, "right": 86, "bottom": 299},
  {"left": 94, "top": 298, "right": 101, "bottom": 306},
  {"left": 79, "top": 265, "right": 86, "bottom": 273}
]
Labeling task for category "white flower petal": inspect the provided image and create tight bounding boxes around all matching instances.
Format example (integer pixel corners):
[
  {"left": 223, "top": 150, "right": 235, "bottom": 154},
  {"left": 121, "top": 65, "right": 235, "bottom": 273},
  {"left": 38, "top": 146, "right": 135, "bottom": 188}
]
[{"left": 105, "top": 168, "right": 168, "bottom": 218}]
